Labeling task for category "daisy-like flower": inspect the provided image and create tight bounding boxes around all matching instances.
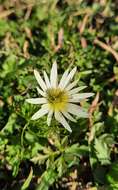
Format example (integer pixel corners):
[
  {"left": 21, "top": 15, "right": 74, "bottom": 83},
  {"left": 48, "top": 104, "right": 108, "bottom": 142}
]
[{"left": 26, "top": 62, "right": 94, "bottom": 132}]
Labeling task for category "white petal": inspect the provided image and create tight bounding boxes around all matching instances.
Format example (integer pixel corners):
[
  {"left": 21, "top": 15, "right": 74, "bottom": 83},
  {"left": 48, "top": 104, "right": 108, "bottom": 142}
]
[
  {"left": 43, "top": 71, "right": 51, "bottom": 88},
  {"left": 55, "top": 111, "right": 72, "bottom": 132},
  {"left": 68, "top": 86, "right": 87, "bottom": 95},
  {"left": 50, "top": 61, "right": 58, "bottom": 88},
  {"left": 26, "top": 98, "right": 47, "bottom": 104},
  {"left": 58, "top": 69, "right": 69, "bottom": 88},
  {"left": 36, "top": 86, "right": 46, "bottom": 97},
  {"left": 65, "top": 80, "right": 78, "bottom": 91},
  {"left": 34, "top": 69, "right": 47, "bottom": 91},
  {"left": 31, "top": 104, "right": 49, "bottom": 120},
  {"left": 61, "top": 111, "right": 76, "bottom": 122},
  {"left": 67, "top": 103, "right": 89, "bottom": 118},
  {"left": 69, "top": 98, "right": 80, "bottom": 103},
  {"left": 47, "top": 110, "right": 53, "bottom": 126},
  {"left": 71, "top": 93, "right": 94, "bottom": 100},
  {"left": 61, "top": 67, "right": 77, "bottom": 89}
]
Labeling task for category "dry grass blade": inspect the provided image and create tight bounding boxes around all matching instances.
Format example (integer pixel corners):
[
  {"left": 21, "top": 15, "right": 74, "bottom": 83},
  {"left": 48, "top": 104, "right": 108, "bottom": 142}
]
[
  {"left": 88, "top": 92, "right": 100, "bottom": 142},
  {"left": 89, "top": 92, "right": 100, "bottom": 115},
  {"left": 23, "top": 40, "right": 30, "bottom": 59},
  {"left": 0, "top": 9, "right": 14, "bottom": 19},
  {"left": 94, "top": 38, "right": 118, "bottom": 62},
  {"left": 79, "top": 14, "right": 89, "bottom": 34},
  {"left": 54, "top": 28, "right": 64, "bottom": 52}
]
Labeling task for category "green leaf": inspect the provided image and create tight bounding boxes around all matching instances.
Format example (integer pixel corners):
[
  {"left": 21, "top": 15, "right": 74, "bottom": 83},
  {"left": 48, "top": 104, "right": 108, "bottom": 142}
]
[
  {"left": 57, "top": 156, "right": 67, "bottom": 177},
  {"left": 36, "top": 169, "right": 58, "bottom": 190},
  {"left": 1, "top": 54, "right": 17, "bottom": 77},
  {"left": 21, "top": 167, "right": 33, "bottom": 190},
  {"left": 1, "top": 113, "right": 17, "bottom": 134},
  {"left": 0, "top": 20, "right": 9, "bottom": 36},
  {"left": 106, "top": 161, "right": 118, "bottom": 187},
  {"left": 94, "top": 134, "right": 114, "bottom": 165},
  {"left": 31, "top": 154, "right": 48, "bottom": 165},
  {"left": 113, "top": 66, "right": 118, "bottom": 81},
  {"left": 90, "top": 122, "right": 104, "bottom": 140},
  {"left": 65, "top": 144, "right": 89, "bottom": 156}
]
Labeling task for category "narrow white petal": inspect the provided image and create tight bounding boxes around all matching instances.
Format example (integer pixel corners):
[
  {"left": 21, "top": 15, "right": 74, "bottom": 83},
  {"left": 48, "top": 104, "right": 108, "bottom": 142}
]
[
  {"left": 71, "top": 93, "right": 94, "bottom": 100},
  {"left": 61, "top": 111, "right": 76, "bottom": 122},
  {"left": 47, "top": 110, "right": 53, "bottom": 126},
  {"left": 68, "top": 86, "right": 87, "bottom": 95},
  {"left": 26, "top": 98, "right": 47, "bottom": 104},
  {"left": 50, "top": 61, "right": 58, "bottom": 88},
  {"left": 36, "top": 86, "right": 46, "bottom": 97},
  {"left": 69, "top": 98, "right": 88, "bottom": 103},
  {"left": 58, "top": 69, "right": 69, "bottom": 88},
  {"left": 43, "top": 71, "right": 51, "bottom": 88},
  {"left": 34, "top": 70, "right": 47, "bottom": 91},
  {"left": 67, "top": 103, "right": 89, "bottom": 118},
  {"left": 61, "top": 67, "right": 77, "bottom": 89},
  {"left": 69, "top": 98, "right": 80, "bottom": 103},
  {"left": 65, "top": 80, "right": 78, "bottom": 91},
  {"left": 31, "top": 105, "right": 49, "bottom": 120},
  {"left": 55, "top": 111, "right": 72, "bottom": 132}
]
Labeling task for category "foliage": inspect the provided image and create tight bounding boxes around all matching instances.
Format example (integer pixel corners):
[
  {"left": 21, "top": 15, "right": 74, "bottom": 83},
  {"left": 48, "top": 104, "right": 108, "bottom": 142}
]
[{"left": 0, "top": 0, "right": 118, "bottom": 189}]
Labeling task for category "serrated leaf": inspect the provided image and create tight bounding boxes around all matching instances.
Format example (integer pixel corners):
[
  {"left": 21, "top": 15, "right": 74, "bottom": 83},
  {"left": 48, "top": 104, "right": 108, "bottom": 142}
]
[
  {"left": 36, "top": 169, "right": 58, "bottom": 190},
  {"left": 57, "top": 156, "right": 67, "bottom": 177},
  {"left": 94, "top": 134, "right": 114, "bottom": 165},
  {"left": 31, "top": 154, "right": 48, "bottom": 165}
]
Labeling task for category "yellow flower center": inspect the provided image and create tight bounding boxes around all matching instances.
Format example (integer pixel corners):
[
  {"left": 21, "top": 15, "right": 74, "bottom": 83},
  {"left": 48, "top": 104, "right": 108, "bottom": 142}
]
[{"left": 46, "top": 88, "right": 69, "bottom": 111}]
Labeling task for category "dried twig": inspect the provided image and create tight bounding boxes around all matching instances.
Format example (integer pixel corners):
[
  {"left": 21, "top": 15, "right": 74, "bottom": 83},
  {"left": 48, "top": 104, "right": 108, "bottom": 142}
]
[
  {"left": 88, "top": 92, "right": 100, "bottom": 142},
  {"left": 89, "top": 92, "right": 100, "bottom": 126},
  {"left": 24, "top": 6, "right": 32, "bottom": 20},
  {"left": 79, "top": 14, "right": 89, "bottom": 34},
  {"left": 54, "top": 28, "right": 64, "bottom": 52},
  {"left": 89, "top": 92, "right": 100, "bottom": 116},
  {"left": 23, "top": 40, "right": 30, "bottom": 59},
  {"left": 94, "top": 38, "right": 118, "bottom": 62},
  {"left": 24, "top": 27, "right": 32, "bottom": 39},
  {"left": 0, "top": 9, "right": 14, "bottom": 19},
  {"left": 0, "top": 3, "right": 34, "bottom": 19},
  {"left": 78, "top": 14, "right": 89, "bottom": 48},
  {"left": 80, "top": 37, "right": 88, "bottom": 48}
]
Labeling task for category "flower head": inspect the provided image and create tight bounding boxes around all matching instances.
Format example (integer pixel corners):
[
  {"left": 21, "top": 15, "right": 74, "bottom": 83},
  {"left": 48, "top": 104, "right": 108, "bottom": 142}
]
[{"left": 26, "top": 62, "right": 94, "bottom": 132}]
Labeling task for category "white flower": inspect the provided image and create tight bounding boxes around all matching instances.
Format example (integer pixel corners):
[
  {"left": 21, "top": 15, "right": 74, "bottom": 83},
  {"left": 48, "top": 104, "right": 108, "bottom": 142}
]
[{"left": 26, "top": 62, "right": 94, "bottom": 132}]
